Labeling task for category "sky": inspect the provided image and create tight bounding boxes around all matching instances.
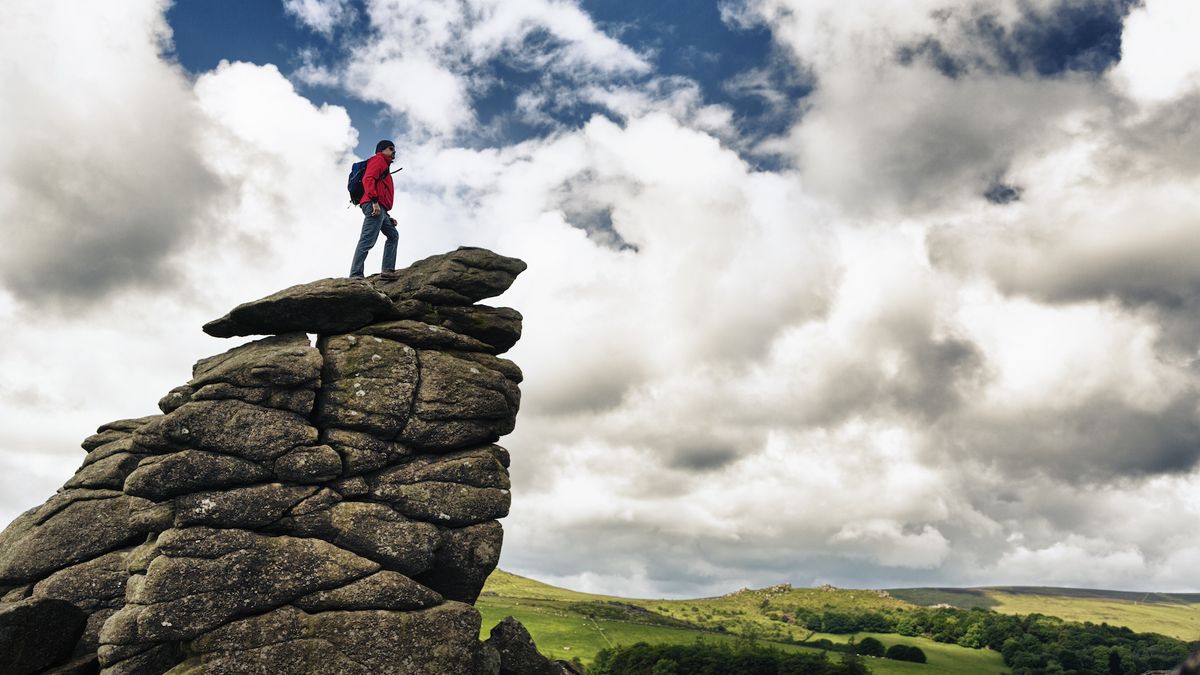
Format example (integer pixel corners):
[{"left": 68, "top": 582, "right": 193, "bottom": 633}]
[{"left": 1, "top": 0, "right": 1199, "bottom": 599}]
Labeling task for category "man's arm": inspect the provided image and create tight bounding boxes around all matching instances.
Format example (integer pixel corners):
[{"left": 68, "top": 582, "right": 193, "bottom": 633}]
[{"left": 362, "top": 155, "right": 385, "bottom": 214}]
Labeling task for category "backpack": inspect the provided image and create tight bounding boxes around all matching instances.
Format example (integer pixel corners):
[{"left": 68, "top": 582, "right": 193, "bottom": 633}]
[
  {"left": 347, "top": 159, "right": 370, "bottom": 205},
  {"left": 347, "top": 159, "right": 400, "bottom": 205}
]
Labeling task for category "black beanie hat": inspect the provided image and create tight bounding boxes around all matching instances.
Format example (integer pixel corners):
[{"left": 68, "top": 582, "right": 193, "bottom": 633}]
[{"left": 375, "top": 139, "right": 395, "bottom": 154}]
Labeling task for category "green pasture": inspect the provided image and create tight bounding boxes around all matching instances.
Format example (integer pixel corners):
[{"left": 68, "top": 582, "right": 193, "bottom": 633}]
[
  {"left": 985, "top": 590, "right": 1200, "bottom": 642},
  {"left": 889, "top": 586, "right": 1200, "bottom": 641},
  {"left": 477, "top": 572, "right": 1013, "bottom": 672}
]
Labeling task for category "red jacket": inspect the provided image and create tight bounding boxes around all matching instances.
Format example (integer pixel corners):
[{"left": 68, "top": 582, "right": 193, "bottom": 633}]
[{"left": 359, "top": 151, "right": 395, "bottom": 211}]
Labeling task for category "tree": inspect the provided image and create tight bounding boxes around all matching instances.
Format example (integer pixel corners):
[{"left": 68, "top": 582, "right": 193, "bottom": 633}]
[
  {"left": 886, "top": 644, "right": 928, "bottom": 663},
  {"left": 650, "top": 658, "right": 679, "bottom": 675},
  {"left": 1108, "top": 648, "right": 1124, "bottom": 675},
  {"left": 839, "top": 644, "right": 870, "bottom": 675},
  {"left": 856, "top": 637, "right": 885, "bottom": 657}
]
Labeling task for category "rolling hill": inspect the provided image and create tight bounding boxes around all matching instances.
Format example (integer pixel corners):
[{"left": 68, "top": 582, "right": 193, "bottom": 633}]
[{"left": 476, "top": 570, "right": 1200, "bottom": 672}]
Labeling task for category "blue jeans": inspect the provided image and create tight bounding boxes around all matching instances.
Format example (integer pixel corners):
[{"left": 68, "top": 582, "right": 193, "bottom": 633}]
[{"left": 350, "top": 203, "right": 398, "bottom": 277}]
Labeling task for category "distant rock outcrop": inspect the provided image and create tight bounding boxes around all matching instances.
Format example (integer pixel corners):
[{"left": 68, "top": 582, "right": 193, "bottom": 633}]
[{"left": 0, "top": 248, "right": 557, "bottom": 674}]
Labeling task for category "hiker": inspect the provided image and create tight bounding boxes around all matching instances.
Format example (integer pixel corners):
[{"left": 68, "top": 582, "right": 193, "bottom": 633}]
[{"left": 350, "top": 140, "right": 399, "bottom": 279}]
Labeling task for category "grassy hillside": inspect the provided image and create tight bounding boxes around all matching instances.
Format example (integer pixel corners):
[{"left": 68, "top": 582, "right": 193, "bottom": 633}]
[
  {"left": 888, "top": 586, "right": 1200, "bottom": 641},
  {"left": 477, "top": 571, "right": 1006, "bottom": 673},
  {"left": 478, "top": 570, "right": 1200, "bottom": 672}
]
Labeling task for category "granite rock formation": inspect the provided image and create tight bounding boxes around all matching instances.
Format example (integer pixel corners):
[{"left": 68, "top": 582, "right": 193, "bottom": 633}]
[{"left": 0, "top": 248, "right": 561, "bottom": 674}]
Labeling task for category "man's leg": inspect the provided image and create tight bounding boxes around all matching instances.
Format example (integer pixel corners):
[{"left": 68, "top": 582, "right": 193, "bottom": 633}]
[
  {"left": 350, "top": 205, "right": 384, "bottom": 277},
  {"left": 380, "top": 210, "right": 399, "bottom": 273}
]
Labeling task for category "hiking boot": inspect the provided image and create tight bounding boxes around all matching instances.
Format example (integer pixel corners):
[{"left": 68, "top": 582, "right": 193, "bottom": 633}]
[{"left": 380, "top": 270, "right": 400, "bottom": 281}]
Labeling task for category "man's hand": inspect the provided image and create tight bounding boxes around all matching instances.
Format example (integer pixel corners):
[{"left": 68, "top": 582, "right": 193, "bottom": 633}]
[
  {"left": 390, "top": 216, "right": 397, "bottom": 227},
  {"left": 371, "top": 202, "right": 380, "bottom": 217}
]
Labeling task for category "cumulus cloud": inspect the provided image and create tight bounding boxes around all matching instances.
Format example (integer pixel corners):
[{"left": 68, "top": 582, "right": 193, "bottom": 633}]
[
  {"left": 283, "top": 0, "right": 354, "bottom": 36},
  {"left": 0, "top": 0, "right": 221, "bottom": 306},
  {"left": 3, "top": 0, "right": 1200, "bottom": 598},
  {"left": 298, "top": 0, "right": 650, "bottom": 136},
  {"left": 1111, "top": 0, "right": 1200, "bottom": 104}
]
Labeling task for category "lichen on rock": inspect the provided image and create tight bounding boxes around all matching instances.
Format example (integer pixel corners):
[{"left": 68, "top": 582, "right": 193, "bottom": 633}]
[{"left": 0, "top": 248, "right": 542, "bottom": 674}]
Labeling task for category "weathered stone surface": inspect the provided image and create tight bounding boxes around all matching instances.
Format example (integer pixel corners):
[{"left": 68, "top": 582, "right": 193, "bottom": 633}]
[
  {"left": 65, "top": 452, "right": 145, "bottom": 490},
  {"left": 416, "top": 521, "right": 503, "bottom": 604},
  {"left": 134, "top": 400, "right": 317, "bottom": 461},
  {"left": 177, "top": 602, "right": 488, "bottom": 674},
  {"left": 322, "top": 427, "right": 411, "bottom": 476},
  {"left": 487, "top": 616, "right": 562, "bottom": 675},
  {"left": 273, "top": 445, "right": 342, "bottom": 483},
  {"left": 124, "top": 450, "right": 270, "bottom": 501},
  {"left": 475, "top": 641, "right": 503, "bottom": 675},
  {"left": 99, "top": 642, "right": 182, "bottom": 674},
  {"left": 128, "top": 499, "right": 174, "bottom": 533},
  {"left": 413, "top": 350, "right": 520, "bottom": 421},
  {"left": 190, "top": 333, "right": 321, "bottom": 390},
  {"left": 33, "top": 549, "right": 130, "bottom": 611},
  {"left": 0, "top": 597, "right": 87, "bottom": 674},
  {"left": 315, "top": 333, "right": 418, "bottom": 438},
  {"left": 82, "top": 417, "right": 159, "bottom": 452},
  {"left": 81, "top": 430, "right": 128, "bottom": 453},
  {"left": 43, "top": 652, "right": 101, "bottom": 675},
  {"left": 330, "top": 476, "right": 370, "bottom": 498},
  {"left": 0, "top": 247, "right": 531, "bottom": 673},
  {"left": 0, "top": 493, "right": 147, "bottom": 585},
  {"left": 1, "top": 585, "right": 31, "bottom": 602},
  {"left": 33, "top": 550, "right": 131, "bottom": 653},
  {"left": 380, "top": 481, "right": 510, "bottom": 526},
  {"left": 375, "top": 247, "right": 528, "bottom": 306},
  {"left": 456, "top": 350, "right": 524, "bottom": 384},
  {"left": 280, "top": 501, "right": 441, "bottom": 576},
  {"left": 369, "top": 446, "right": 511, "bottom": 492},
  {"left": 292, "top": 570, "right": 442, "bottom": 612},
  {"left": 103, "top": 527, "right": 378, "bottom": 645},
  {"left": 400, "top": 350, "right": 520, "bottom": 450},
  {"left": 417, "top": 304, "right": 523, "bottom": 355},
  {"left": 203, "top": 277, "right": 395, "bottom": 338},
  {"left": 97, "top": 417, "right": 162, "bottom": 434},
  {"left": 158, "top": 385, "right": 194, "bottom": 414},
  {"left": 189, "top": 383, "right": 316, "bottom": 416},
  {"left": 81, "top": 437, "right": 138, "bottom": 467},
  {"left": 287, "top": 488, "right": 343, "bottom": 517},
  {"left": 358, "top": 319, "right": 492, "bottom": 352},
  {"left": 174, "top": 484, "right": 317, "bottom": 529}
]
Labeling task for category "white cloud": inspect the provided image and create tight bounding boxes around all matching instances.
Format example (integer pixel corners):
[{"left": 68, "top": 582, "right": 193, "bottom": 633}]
[
  {"left": 283, "top": 0, "right": 354, "bottom": 36},
  {"left": 301, "top": 0, "right": 651, "bottom": 136},
  {"left": 4, "top": 0, "right": 1200, "bottom": 598},
  {"left": 0, "top": 0, "right": 221, "bottom": 304},
  {"left": 1111, "top": 0, "right": 1200, "bottom": 104}
]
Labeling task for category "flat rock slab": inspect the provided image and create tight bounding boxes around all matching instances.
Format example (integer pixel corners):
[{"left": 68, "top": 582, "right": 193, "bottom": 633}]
[
  {"left": 203, "top": 278, "right": 394, "bottom": 338},
  {"left": 374, "top": 247, "right": 528, "bottom": 306},
  {"left": 203, "top": 248, "right": 526, "bottom": 338}
]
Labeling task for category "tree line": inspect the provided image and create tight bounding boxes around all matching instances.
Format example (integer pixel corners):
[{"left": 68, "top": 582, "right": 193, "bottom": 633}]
[{"left": 788, "top": 605, "right": 1195, "bottom": 674}]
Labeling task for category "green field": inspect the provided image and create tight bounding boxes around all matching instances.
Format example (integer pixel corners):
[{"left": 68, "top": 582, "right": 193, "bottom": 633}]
[
  {"left": 477, "top": 570, "right": 1198, "bottom": 672},
  {"left": 476, "top": 571, "right": 1009, "bottom": 672},
  {"left": 475, "top": 596, "right": 1007, "bottom": 674},
  {"left": 888, "top": 586, "right": 1200, "bottom": 641}
]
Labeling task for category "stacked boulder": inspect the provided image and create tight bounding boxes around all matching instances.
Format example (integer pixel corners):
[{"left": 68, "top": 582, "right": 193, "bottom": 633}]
[{"left": 0, "top": 248, "right": 539, "bottom": 674}]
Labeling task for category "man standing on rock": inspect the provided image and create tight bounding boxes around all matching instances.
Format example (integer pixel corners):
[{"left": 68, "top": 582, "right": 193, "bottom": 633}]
[{"left": 350, "top": 140, "right": 399, "bottom": 279}]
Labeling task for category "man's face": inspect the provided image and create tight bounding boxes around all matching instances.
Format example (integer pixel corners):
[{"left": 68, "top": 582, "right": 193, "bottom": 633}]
[{"left": 383, "top": 146, "right": 395, "bottom": 158}]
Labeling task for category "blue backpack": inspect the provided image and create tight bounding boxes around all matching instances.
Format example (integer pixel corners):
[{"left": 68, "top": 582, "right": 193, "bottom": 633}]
[
  {"left": 347, "top": 160, "right": 402, "bottom": 205},
  {"left": 347, "top": 159, "right": 371, "bottom": 205}
]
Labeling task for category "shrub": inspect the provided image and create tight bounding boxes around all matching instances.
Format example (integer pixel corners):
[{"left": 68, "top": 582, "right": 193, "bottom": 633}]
[
  {"left": 886, "top": 644, "right": 928, "bottom": 663},
  {"left": 856, "top": 637, "right": 886, "bottom": 657}
]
